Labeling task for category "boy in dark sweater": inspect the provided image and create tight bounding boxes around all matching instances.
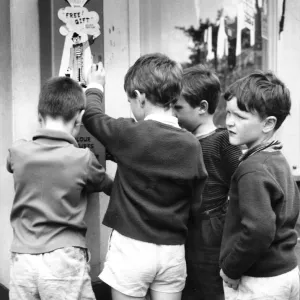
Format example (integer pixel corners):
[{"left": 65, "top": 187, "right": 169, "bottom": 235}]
[
  {"left": 7, "top": 77, "right": 113, "bottom": 300},
  {"left": 220, "top": 71, "right": 300, "bottom": 299},
  {"left": 83, "top": 54, "right": 207, "bottom": 300},
  {"left": 174, "top": 65, "right": 241, "bottom": 300}
]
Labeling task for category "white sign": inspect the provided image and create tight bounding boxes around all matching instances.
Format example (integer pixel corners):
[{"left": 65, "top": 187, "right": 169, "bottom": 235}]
[
  {"left": 76, "top": 126, "right": 105, "bottom": 163},
  {"left": 58, "top": 3, "right": 101, "bottom": 84},
  {"left": 58, "top": 6, "right": 100, "bottom": 37}
]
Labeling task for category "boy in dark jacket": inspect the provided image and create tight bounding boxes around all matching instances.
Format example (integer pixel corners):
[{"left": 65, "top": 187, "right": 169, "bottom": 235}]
[
  {"left": 220, "top": 71, "right": 299, "bottom": 300},
  {"left": 83, "top": 54, "right": 207, "bottom": 300}
]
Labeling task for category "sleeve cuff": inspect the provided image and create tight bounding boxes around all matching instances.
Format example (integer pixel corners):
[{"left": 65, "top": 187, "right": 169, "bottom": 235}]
[{"left": 86, "top": 83, "right": 104, "bottom": 92}]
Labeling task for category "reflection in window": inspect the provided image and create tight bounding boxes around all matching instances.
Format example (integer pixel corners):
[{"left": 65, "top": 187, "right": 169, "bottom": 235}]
[{"left": 140, "top": 0, "right": 269, "bottom": 126}]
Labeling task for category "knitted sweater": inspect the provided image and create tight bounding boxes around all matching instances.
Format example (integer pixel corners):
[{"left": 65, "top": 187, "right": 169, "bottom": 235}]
[
  {"left": 220, "top": 150, "right": 300, "bottom": 279},
  {"left": 83, "top": 88, "right": 207, "bottom": 245}
]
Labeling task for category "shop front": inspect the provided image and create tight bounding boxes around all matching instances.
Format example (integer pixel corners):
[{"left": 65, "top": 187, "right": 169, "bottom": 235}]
[{"left": 0, "top": 0, "right": 299, "bottom": 290}]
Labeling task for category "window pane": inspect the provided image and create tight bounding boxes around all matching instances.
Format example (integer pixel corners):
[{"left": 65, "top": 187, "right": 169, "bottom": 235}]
[{"left": 140, "top": 0, "right": 269, "bottom": 126}]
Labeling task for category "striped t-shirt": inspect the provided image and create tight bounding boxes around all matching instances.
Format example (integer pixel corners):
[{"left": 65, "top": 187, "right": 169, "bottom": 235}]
[{"left": 197, "top": 128, "right": 241, "bottom": 211}]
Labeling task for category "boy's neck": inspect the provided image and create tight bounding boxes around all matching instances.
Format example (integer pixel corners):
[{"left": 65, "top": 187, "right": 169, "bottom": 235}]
[
  {"left": 40, "top": 118, "right": 74, "bottom": 135},
  {"left": 193, "top": 115, "right": 216, "bottom": 137},
  {"left": 144, "top": 104, "right": 174, "bottom": 118},
  {"left": 247, "top": 133, "right": 277, "bottom": 151}
]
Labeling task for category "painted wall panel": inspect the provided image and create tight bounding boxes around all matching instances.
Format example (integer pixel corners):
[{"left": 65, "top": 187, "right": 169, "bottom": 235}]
[
  {"left": 277, "top": 0, "right": 300, "bottom": 172},
  {"left": 0, "top": 0, "right": 13, "bottom": 289}
]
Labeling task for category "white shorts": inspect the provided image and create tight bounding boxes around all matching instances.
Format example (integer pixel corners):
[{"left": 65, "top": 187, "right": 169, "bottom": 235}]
[
  {"left": 224, "top": 267, "right": 299, "bottom": 300},
  {"left": 99, "top": 230, "right": 187, "bottom": 297},
  {"left": 9, "top": 247, "right": 95, "bottom": 300}
]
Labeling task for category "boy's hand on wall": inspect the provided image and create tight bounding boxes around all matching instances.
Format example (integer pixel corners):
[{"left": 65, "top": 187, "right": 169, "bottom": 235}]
[
  {"left": 220, "top": 269, "right": 240, "bottom": 290},
  {"left": 87, "top": 62, "right": 105, "bottom": 87}
]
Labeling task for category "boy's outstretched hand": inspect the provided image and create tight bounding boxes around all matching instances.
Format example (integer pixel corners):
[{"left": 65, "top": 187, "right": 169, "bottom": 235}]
[
  {"left": 220, "top": 269, "right": 240, "bottom": 290},
  {"left": 87, "top": 62, "right": 106, "bottom": 87}
]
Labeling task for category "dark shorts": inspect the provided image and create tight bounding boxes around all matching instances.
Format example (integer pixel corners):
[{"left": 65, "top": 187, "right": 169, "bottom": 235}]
[{"left": 182, "top": 203, "right": 227, "bottom": 300}]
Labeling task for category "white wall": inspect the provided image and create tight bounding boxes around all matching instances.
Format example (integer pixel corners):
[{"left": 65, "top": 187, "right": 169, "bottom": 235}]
[
  {"left": 11, "top": 0, "right": 41, "bottom": 141},
  {"left": 0, "top": 0, "right": 13, "bottom": 288},
  {"left": 140, "top": 0, "right": 198, "bottom": 63},
  {"left": 0, "top": 0, "right": 137, "bottom": 286},
  {"left": 0, "top": 0, "right": 40, "bottom": 288},
  {"left": 276, "top": 0, "right": 300, "bottom": 172},
  {"left": 99, "top": 0, "right": 135, "bottom": 271}
]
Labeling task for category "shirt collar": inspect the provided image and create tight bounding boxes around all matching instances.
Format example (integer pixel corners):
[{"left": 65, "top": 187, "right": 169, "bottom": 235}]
[
  {"left": 144, "top": 114, "right": 180, "bottom": 128},
  {"left": 195, "top": 129, "right": 216, "bottom": 140},
  {"left": 33, "top": 129, "right": 78, "bottom": 147}
]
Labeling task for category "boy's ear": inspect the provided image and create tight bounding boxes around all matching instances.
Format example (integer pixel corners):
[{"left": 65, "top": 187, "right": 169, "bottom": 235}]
[
  {"left": 134, "top": 90, "right": 146, "bottom": 107},
  {"left": 263, "top": 116, "right": 277, "bottom": 133},
  {"left": 199, "top": 100, "right": 209, "bottom": 114},
  {"left": 75, "top": 110, "right": 85, "bottom": 126}
]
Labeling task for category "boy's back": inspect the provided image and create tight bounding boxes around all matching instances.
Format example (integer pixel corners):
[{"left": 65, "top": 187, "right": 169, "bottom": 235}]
[
  {"left": 8, "top": 76, "right": 112, "bottom": 300},
  {"left": 220, "top": 149, "right": 299, "bottom": 278},
  {"left": 83, "top": 55, "right": 207, "bottom": 299},
  {"left": 85, "top": 89, "right": 206, "bottom": 245},
  {"left": 8, "top": 129, "right": 111, "bottom": 254}
]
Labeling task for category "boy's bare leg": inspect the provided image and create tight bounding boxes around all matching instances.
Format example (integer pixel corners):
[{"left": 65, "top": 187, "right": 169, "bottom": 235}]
[
  {"left": 150, "top": 290, "right": 182, "bottom": 300},
  {"left": 111, "top": 288, "right": 145, "bottom": 300},
  {"left": 145, "top": 290, "right": 151, "bottom": 300},
  {"left": 112, "top": 289, "right": 182, "bottom": 300}
]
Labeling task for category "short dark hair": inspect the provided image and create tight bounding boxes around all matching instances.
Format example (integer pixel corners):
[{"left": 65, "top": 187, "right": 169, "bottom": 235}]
[
  {"left": 38, "top": 77, "right": 85, "bottom": 122},
  {"left": 124, "top": 53, "right": 183, "bottom": 108},
  {"left": 224, "top": 70, "right": 291, "bottom": 130},
  {"left": 181, "top": 65, "right": 221, "bottom": 114}
]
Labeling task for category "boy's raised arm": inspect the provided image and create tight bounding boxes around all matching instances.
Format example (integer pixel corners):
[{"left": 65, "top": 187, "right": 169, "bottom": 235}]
[
  {"left": 83, "top": 88, "right": 121, "bottom": 151},
  {"left": 83, "top": 63, "right": 129, "bottom": 152}
]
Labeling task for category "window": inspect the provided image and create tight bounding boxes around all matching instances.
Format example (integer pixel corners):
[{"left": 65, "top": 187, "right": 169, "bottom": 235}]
[{"left": 140, "top": 0, "right": 272, "bottom": 126}]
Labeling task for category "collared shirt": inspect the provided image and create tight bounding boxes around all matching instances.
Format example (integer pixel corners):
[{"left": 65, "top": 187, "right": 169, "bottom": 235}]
[
  {"left": 33, "top": 128, "right": 78, "bottom": 146},
  {"left": 7, "top": 128, "right": 112, "bottom": 254},
  {"left": 144, "top": 113, "right": 180, "bottom": 128}
]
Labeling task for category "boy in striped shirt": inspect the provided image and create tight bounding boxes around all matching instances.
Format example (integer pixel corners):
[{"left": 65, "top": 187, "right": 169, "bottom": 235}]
[{"left": 174, "top": 65, "right": 241, "bottom": 300}]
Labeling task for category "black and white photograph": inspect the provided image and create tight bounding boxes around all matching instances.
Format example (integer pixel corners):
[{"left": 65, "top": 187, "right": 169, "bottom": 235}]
[{"left": 0, "top": 0, "right": 299, "bottom": 299}]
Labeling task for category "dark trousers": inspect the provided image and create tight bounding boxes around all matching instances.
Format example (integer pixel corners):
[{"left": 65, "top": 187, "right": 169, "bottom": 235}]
[{"left": 182, "top": 202, "right": 227, "bottom": 300}]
